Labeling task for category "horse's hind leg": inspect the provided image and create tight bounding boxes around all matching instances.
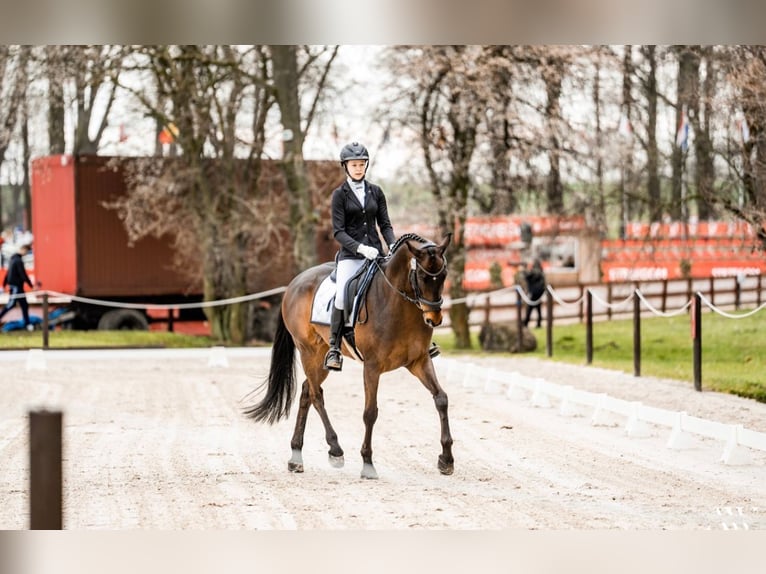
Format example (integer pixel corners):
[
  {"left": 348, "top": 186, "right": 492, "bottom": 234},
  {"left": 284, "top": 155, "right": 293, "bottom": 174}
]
[
  {"left": 298, "top": 353, "right": 345, "bottom": 469},
  {"left": 407, "top": 359, "right": 454, "bottom": 475},
  {"left": 288, "top": 380, "right": 311, "bottom": 472}
]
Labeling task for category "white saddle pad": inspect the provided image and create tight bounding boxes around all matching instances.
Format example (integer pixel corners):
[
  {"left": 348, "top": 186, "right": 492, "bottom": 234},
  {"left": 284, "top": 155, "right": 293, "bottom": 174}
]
[{"left": 310, "top": 275, "right": 336, "bottom": 326}]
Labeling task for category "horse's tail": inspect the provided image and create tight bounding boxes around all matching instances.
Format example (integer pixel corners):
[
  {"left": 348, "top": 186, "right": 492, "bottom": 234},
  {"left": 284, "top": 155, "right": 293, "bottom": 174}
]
[{"left": 242, "top": 309, "right": 296, "bottom": 425}]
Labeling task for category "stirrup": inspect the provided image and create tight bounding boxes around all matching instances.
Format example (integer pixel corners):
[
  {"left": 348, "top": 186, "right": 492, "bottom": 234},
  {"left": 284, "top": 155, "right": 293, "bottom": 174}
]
[
  {"left": 428, "top": 342, "right": 441, "bottom": 358},
  {"left": 324, "top": 348, "right": 343, "bottom": 371}
]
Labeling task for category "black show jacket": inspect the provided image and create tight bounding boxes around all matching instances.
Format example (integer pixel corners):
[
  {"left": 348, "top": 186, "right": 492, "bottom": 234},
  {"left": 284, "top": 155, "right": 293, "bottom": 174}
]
[{"left": 331, "top": 180, "right": 396, "bottom": 261}]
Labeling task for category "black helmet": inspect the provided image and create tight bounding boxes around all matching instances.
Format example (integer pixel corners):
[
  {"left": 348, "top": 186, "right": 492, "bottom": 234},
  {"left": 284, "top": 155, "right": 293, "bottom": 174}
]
[{"left": 339, "top": 142, "right": 369, "bottom": 165}]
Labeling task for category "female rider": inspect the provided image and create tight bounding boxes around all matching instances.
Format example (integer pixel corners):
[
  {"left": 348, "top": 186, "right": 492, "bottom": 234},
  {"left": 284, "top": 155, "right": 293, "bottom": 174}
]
[{"left": 324, "top": 142, "right": 396, "bottom": 371}]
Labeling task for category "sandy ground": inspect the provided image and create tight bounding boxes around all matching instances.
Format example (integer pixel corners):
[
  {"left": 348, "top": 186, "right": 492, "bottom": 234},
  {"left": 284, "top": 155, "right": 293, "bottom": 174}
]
[{"left": 0, "top": 346, "right": 765, "bottom": 530}]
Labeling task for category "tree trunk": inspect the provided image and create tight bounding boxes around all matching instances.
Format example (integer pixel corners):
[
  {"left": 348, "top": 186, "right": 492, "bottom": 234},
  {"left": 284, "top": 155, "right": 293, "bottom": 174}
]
[
  {"left": 270, "top": 45, "right": 317, "bottom": 274},
  {"left": 672, "top": 46, "right": 696, "bottom": 221},
  {"left": 695, "top": 47, "right": 716, "bottom": 220},
  {"left": 620, "top": 45, "right": 634, "bottom": 239},
  {"left": 46, "top": 46, "right": 66, "bottom": 155},
  {"left": 544, "top": 62, "right": 564, "bottom": 214},
  {"left": 644, "top": 46, "right": 661, "bottom": 222}
]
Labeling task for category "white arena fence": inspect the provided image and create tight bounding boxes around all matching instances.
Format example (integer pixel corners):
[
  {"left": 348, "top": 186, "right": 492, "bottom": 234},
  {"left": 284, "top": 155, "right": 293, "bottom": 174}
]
[{"left": 436, "top": 356, "right": 766, "bottom": 466}]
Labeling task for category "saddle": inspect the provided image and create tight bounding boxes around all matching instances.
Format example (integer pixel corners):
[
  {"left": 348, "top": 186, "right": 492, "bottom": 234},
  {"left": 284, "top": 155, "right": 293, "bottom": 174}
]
[{"left": 311, "top": 258, "right": 380, "bottom": 360}]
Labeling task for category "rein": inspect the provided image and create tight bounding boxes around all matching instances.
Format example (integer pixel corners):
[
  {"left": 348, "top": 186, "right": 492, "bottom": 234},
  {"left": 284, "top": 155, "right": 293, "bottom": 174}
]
[{"left": 374, "top": 254, "right": 447, "bottom": 312}]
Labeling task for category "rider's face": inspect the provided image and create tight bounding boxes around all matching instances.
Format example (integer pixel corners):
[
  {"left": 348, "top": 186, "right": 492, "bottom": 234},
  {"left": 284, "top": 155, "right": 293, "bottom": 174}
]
[{"left": 346, "top": 159, "right": 367, "bottom": 180}]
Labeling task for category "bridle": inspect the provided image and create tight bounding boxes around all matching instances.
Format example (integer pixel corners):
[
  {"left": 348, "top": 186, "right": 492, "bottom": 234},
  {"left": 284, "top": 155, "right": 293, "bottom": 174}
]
[{"left": 375, "top": 252, "right": 448, "bottom": 313}]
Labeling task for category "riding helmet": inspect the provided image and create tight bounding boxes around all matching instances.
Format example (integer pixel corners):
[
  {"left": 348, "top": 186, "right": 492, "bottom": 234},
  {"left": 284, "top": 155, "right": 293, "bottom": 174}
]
[{"left": 339, "top": 142, "right": 369, "bottom": 165}]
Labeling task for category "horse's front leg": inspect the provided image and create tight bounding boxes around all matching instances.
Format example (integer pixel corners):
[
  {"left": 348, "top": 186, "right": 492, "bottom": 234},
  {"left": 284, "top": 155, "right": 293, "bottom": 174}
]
[
  {"left": 360, "top": 365, "right": 381, "bottom": 479},
  {"left": 407, "top": 358, "right": 454, "bottom": 475}
]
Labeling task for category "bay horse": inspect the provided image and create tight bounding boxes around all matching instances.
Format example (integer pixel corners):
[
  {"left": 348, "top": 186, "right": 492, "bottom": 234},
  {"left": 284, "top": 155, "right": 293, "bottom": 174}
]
[{"left": 243, "top": 233, "right": 454, "bottom": 479}]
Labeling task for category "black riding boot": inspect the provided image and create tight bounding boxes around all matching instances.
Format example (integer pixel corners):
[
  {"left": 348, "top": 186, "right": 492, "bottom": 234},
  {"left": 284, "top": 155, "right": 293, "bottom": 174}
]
[{"left": 324, "top": 307, "right": 344, "bottom": 371}]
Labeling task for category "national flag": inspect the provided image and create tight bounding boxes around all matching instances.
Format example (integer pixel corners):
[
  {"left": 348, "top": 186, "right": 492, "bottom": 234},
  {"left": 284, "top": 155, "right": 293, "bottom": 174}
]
[{"left": 676, "top": 105, "right": 689, "bottom": 151}]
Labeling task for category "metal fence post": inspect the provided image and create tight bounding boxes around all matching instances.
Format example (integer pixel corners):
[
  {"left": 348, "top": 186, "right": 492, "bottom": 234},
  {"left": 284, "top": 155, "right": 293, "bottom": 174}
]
[
  {"left": 693, "top": 292, "right": 702, "bottom": 392},
  {"left": 633, "top": 289, "right": 641, "bottom": 377},
  {"left": 42, "top": 292, "right": 49, "bottom": 350},
  {"left": 545, "top": 287, "right": 553, "bottom": 357},
  {"left": 516, "top": 287, "right": 523, "bottom": 351},
  {"left": 585, "top": 289, "right": 593, "bottom": 365}
]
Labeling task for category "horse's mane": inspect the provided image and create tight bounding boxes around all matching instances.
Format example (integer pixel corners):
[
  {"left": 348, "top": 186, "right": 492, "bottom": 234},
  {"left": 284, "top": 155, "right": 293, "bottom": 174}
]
[{"left": 389, "top": 233, "right": 433, "bottom": 254}]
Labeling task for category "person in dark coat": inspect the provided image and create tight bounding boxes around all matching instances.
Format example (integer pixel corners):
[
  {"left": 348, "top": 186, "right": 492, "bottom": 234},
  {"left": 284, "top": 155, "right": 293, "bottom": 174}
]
[
  {"left": 0, "top": 244, "right": 34, "bottom": 329},
  {"left": 523, "top": 258, "right": 546, "bottom": 328},
  {"left": 324, "top": 142, "right": 397, "bottom": 371}
]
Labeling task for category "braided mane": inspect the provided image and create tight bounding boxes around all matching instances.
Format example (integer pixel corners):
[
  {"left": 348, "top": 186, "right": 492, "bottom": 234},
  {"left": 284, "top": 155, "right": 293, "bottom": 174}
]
[{"left": 389, "top": 233, "right": 433, "bottom": 254}]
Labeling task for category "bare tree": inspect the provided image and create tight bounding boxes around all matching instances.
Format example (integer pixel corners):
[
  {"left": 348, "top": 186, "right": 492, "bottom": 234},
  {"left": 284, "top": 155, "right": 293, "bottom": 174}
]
[
  {"left": 44, "top": 45, "right": 125, "bottom": 155},
  {"left": 270, "top": 45, "right": 339, "bottom": 273},
  {"left": 386, "top": 46, "right": 490, "bottom": 348},
  {"left": 714, "top": 46, "right": 766, "bottom": 249},
  {"left": 0, "top": 46, "right": 30, "bottom": 230},
  {"left": 114, "top": 45, "right": 278, "bottom": 343}
]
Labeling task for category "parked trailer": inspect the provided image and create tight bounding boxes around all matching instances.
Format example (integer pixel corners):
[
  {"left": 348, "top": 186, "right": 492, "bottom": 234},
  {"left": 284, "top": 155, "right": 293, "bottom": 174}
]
[{"left": 30, "top": 154, "right": 340, "bottom": 332}]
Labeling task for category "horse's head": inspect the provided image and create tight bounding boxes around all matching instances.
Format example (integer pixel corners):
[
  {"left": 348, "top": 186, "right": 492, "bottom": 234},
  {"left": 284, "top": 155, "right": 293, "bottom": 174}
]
[{"left": 405, "top": 233, "right": 452, "bottom": 327}]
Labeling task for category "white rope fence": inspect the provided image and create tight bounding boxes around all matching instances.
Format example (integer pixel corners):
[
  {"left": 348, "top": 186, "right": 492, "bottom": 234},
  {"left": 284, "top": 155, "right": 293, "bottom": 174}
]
[
  {"left": 698, "top": 292, "right": 766, "bottom": 319},
  {"left": 5, "top": 287, "right": 287, "bottom": 311}
]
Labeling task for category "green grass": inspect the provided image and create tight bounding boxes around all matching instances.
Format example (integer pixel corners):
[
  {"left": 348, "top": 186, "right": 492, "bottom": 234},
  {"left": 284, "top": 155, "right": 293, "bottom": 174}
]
[
  {"left": 433, "top": 311, "right": 766, "bottom": 403},
  {"left": 0, "top": 330, "right": 218, "bottom": 349}
]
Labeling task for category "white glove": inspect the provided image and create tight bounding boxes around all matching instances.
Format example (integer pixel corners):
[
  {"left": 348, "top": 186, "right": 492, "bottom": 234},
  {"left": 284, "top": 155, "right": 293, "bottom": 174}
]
[{"left": 357, "top": 244, "right": 379, "bottom": 260}]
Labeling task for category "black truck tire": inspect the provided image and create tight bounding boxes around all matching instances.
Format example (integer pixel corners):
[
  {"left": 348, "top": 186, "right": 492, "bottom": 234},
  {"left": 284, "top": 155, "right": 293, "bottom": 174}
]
[{"left": 97, "top": 309, "right": 149, "bottom": 331}]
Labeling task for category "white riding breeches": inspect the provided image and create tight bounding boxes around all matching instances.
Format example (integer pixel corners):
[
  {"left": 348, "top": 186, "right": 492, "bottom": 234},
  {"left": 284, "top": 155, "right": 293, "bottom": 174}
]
[{"left": 334, "top": 258, "right": 365, "bottom": 310}]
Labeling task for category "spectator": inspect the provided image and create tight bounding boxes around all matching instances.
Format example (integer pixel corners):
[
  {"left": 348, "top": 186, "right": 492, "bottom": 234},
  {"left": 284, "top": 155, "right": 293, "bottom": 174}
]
[
  {"left": 0, "top": 244, "right": 34, "bottom": 330},
  {"left": 523, "top": 258, "right": 547, "bottom": 328}
]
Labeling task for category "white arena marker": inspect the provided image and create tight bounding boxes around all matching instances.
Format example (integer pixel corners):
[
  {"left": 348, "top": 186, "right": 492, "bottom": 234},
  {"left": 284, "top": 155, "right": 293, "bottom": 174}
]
[
  {"left": 721, "top": 425, "right": 753, "bottom": 466},
  {"left": 26, "top": 349, "right": 47, "bottom": 371},
  {"left": 666, "top": 412, "right": 696, "bottom": 450},
  {"left": 207, "top": 346, "right": 229, "bottom": 368}
]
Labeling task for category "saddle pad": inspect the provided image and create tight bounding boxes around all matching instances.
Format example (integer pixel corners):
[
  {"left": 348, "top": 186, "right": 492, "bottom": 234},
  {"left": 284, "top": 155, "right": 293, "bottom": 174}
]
[{"left": 310, "top": 275, "right": 336, "bottom": 326}]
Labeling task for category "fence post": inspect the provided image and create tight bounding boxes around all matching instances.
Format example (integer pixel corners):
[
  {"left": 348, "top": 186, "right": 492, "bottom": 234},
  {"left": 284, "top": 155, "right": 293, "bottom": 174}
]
[
  {"left": 29, "top": 410, "right": 63, "bottom": 529},
  {"left": 41, "top": 292, "right": 49, "bottom": 350},
  {"left": 585, "top": 289, "right": 593, "bottom": 365},
  {"left": 692, "top": 292, "right": 702, "bottom": 392},
  {"left": 516, "top": 287, "right": 523, "bottom": 351},
  {"left": 167, "top": 307, "right": 175, "bottom": 333},
  {"left": 734, "top": 275, "right": 742, "bottom": 310},
  {"left": 545, "top": 287, "right": 553, "bottom": 357},
  {"left": 606, "top": 283, "right": 613, "bottom": 320},
  {"left": 633, "top": 289, "right": 641, "bottom": 377}
]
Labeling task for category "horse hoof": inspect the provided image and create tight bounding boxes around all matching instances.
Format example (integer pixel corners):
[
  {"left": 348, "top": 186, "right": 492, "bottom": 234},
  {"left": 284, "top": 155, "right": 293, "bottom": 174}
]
[
  {"left": 329, "top": 454, "right": 345, "bottom": 468},
  {"left": 360, "top": 463, "right": 379, "bottom": 480},
  {"left": 438, "top": 456, "right": 454, "bottom": 475},
  {"left": 288, "top": 450, "right": 304, "bottom": 473}
]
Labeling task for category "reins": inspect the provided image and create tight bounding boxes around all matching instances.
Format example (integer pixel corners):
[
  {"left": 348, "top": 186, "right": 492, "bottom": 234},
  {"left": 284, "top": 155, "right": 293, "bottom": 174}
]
[{"left": 374, "top": 239, "right": 447, "bottom": 312}]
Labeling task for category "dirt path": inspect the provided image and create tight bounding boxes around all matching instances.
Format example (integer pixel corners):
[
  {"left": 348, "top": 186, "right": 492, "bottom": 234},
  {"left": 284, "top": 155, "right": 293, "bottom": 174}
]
[{"left": 0, "top": 348, "right": 764, "bottom": 529}]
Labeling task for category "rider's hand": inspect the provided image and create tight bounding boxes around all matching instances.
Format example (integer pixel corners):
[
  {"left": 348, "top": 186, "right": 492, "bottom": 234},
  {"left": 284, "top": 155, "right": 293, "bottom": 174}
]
[{"left": 356, "top": 244, "right": 379, "bottom": 260}]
